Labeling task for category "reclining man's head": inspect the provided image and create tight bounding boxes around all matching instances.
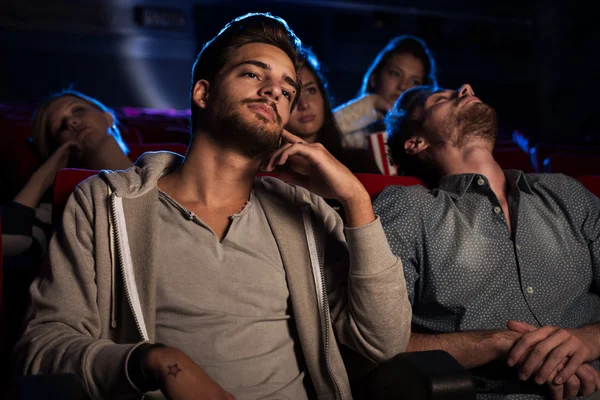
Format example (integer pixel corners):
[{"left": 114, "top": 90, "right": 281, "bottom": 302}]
[
  {"left": 189, "top": 13, "right": 303, "bottom": 160},
  {"left": 386, "top": 84, "right": 498, "bottom": 186}
]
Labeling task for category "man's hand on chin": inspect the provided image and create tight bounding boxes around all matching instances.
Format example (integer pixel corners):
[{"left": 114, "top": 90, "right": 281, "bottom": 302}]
[{"left": 262, "top": 129, "right": 375, "bottom": 227}]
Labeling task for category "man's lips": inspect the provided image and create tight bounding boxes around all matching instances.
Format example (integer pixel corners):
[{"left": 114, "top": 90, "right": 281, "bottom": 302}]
[
  {"left": 248, "top": 104, "right": 276, "bottom": 122},
  {"left": 298, "top": 115, "right": 315, "bottom": 123},
  {"left": 459, "top": 96, "right": 481, "bottom": 107}
]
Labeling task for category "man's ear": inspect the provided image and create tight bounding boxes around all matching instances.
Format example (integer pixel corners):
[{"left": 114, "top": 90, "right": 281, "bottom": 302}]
[
  {"left": 404, "top": 136, "right": 430, "bottom": 155},
  {"left": 192, "top": 80, "right": 210, "bottom": 110}
]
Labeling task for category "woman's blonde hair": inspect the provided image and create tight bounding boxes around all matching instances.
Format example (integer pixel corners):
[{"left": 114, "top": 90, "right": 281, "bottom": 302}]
[{"left": 31, "top": 89, "right": 128, "bottom": 159}]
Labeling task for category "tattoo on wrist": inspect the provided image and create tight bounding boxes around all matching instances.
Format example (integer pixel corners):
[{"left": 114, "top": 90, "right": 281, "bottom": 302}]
[{"left": 167, "top": 363, "right": 182, "bottom": 378}]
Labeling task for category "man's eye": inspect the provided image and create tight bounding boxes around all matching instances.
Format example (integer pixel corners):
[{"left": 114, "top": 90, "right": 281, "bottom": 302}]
[
  {"left": 435, "top": 97, "right": 447, "bottom": 103},
  {"left": 244, "top": 72, "right": 258, "bottom": 79},
  {"left": 282, "top": 90, "right": 291, "bottom": 100},
  {"left": 307, "top": 87, "right": 317, "bottom": 95},
  {"left": 73, "top": 106, "right": 85, "bottom": 115}
]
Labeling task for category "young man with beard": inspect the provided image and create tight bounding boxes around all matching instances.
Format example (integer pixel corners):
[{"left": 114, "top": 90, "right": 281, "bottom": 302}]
[
  {"left": 373, "top": 84, "right": 600, "bottom": 400},
  {"left": 12, "top": 13, "right": 411, "bottom": 400}
]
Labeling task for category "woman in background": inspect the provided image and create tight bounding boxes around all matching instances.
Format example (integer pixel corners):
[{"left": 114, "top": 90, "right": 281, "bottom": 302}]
[
  {"left": 2, "top": 89, "right": 132, "bottom": 262},
  {"left": 334, "top": 35, "right": 437, "bottom": 149},
  {"left": 286, "top": 47, "right": 379, "bottom": 174}
]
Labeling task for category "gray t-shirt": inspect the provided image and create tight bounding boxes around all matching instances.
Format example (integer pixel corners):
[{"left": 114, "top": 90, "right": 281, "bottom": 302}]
[{"left": 154, "top": 190, "right": 310, "bottom": 400}]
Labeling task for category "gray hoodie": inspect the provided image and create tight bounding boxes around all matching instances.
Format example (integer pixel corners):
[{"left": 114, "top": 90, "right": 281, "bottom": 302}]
[{"left": 13, "top": 152, "right": 411, "bottom": 400}]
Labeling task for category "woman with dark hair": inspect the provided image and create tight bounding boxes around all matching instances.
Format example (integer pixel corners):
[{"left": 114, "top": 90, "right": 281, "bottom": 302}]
[
  {"left": 2, "top": 90, "right": 132, "bottom": 262},
  {"left": 286, "top": 47, "right": 380, "bottom": 173},
  {"left": 334, "top": 35, "right": 438, "bottom": 149}
]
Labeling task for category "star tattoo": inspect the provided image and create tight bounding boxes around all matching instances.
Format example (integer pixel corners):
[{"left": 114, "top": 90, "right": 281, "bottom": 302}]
[{"left": 167, "top": 363, "right": 182, "bottom": 378}]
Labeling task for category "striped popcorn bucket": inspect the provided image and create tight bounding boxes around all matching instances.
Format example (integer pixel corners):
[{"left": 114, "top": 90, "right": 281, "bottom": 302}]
[{"left": 367, "top": 131, "right": 397, "bottom": 176}]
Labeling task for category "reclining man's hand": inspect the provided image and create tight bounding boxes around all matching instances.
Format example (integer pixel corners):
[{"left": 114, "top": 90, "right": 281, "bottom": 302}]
[
  {"left": 507, "top": 320, "right": 600, "bottom": 399},
  {"left": 545, "top": 362, "right": 600, "bottom": 400},
  {"left": 145, "top": 346, "right": 236, "bottom": 400},
  {"left": 263, "top": 129, "right": 374, "bottom": 227}
]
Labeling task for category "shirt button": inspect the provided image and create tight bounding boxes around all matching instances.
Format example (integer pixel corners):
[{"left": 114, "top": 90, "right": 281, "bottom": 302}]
[
  {"left": 526, "top": 286, "right": 534, "bottom": 294},
  {"left": 516, "top": 244, "right": 521, "bottom": 250},
  {"left": 477, "top": 178, "right": 485, "bottom": 186},
  {"left": 494, "top": 206, "right": 502, "bottom": 214}
]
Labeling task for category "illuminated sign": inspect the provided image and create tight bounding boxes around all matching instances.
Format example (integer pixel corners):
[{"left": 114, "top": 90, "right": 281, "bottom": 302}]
[{"left": 134, "top": 6, "right": 188, "bottom": 31}]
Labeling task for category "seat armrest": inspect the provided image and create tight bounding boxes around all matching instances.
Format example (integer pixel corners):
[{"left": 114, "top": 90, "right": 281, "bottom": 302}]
[
  {"left": 351, "top": 350, "right": 476, "bottom": 400},
  {"left": 15, "top": 374, "right": 89, "bottom": 400}
]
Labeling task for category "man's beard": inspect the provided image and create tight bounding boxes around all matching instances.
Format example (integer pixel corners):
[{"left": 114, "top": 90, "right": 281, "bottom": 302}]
[
  {"left": 454, "top": 103, "right": 497, "bottom": 149},
  {"left": 206, "top": 97, "right": 282, "bottom": 159},
  {"left": 432, "top": 103, "right": 497, "bottom": 149}
]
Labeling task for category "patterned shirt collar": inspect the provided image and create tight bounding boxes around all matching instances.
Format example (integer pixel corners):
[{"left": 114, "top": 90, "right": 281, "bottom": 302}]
[{"left": 437, "top": 169, "right": 533, "bottom": 198}]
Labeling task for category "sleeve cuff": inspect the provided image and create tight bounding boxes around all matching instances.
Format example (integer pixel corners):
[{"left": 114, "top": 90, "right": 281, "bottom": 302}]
[
  {"left": 124, "top": 341, "right": 151, "bottom": 392},
  {"left": 125, "top": 342, "right": 167, "bottom": 393}
]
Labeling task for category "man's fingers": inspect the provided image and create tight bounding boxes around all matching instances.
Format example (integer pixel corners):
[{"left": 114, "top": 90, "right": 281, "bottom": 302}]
[
  {"left": 267, "top": 142, "right": 329, "bottom": 173},
  {"left": 575, "top": 364, "right": 597, "bottom": 396},
  {"left": 532, "top": 331, "right": 578, "bottom": 384},
  {"left": 280, "top": 129, "right": 303, "bottom": 144},
  {"left": 563, "top": 374, "right": 580, "bottom": 399},
  {"left": 554, "top": 342, "right": 590, "bottom": 385},
  {"left": 263, "top": 143, "right": 294, "bottom": 171},
  {"left": 549, "top": 381, "right": 564, "bottom": 400},
  {"left": 507, "top": 320, "right": 537, "bottom": 334},
  {"left": 509, "top": 326, "right": 558, "bottom": 371}
]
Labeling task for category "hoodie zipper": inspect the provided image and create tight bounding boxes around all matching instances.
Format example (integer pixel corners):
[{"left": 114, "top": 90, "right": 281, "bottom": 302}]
[
  {"left": 302, "top": 206, "right": 343, "bottom": 400},
  {"left": 110, "top": 193, "right": 149, "bottom": 341},
  {"left": 108, "top": 186, "right": 118, "bottom": 329}
]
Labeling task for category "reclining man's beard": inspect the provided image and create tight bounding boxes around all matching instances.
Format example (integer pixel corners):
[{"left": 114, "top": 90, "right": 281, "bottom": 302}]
[
  {"left": 208, "top": 111, "right": 282, "bottom": 159},
  {"left": 455, "top": 104, "right": 497, "bottom": 149}
]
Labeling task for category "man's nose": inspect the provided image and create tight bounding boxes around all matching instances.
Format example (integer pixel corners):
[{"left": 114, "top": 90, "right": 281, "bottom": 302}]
[{"left": 458, "top": 84, "right": 475, "bottom": 98}]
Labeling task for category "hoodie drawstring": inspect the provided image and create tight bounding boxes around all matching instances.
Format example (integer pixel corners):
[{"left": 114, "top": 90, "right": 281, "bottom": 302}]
[{"left": 107, "top": 187, "right": 118, "bottom": 329}]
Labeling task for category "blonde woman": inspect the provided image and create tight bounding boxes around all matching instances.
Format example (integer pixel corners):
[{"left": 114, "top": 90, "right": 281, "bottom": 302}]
[{"left": 2, "top": 90, "right": 132, "bottom": 262}]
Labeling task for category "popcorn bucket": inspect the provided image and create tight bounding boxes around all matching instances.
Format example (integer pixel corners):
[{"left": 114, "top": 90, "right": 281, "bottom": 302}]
[{"left": 367, "top": 131, "right": 397, "bottom": 176}]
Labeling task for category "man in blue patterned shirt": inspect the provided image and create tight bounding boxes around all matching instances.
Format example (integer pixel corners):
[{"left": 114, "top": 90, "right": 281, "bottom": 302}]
[{"left": 373, "top": 84, "right": 600, "bottom": 399}]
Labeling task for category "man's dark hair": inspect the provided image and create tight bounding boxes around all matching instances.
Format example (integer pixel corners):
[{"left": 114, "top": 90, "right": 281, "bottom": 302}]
[
  {"left": 190, "top": 13, "right": 303, "bottom": 133},
  {"left": 385, "top": 85, "right": 441, "bottom": 187}
]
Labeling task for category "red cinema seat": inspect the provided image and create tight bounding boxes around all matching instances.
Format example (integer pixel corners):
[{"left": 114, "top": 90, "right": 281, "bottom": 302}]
[
  {"left": 354, "top": 173, "right": 425, "bottom": 197},
  {"left": 578, "top": 175, "right": 600, "bottom": 198},
  {"left": 493, "top": 148, "right": 534, "bottom": 173},
  {"left": 544, "top": 154, "right": 600, "bottom": 176},
  {"left": 530, "top": 143, "right": 600, "bottom": 173}
]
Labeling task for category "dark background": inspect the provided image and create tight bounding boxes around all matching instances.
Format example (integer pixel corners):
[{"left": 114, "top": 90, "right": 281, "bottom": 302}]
[{"left": 0, "top": 0, "right": 597, "bottom": 144}]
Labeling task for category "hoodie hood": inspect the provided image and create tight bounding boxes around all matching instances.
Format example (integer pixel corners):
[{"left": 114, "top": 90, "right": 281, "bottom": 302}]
[
  {"left": 98, "top": 150, "right": 322, "bottom": 211},
  {"left": 99, "top": 151, "right": 184, "bottom": 198}
]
